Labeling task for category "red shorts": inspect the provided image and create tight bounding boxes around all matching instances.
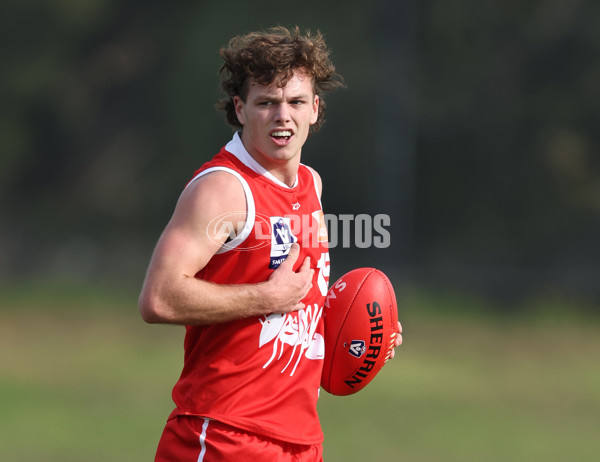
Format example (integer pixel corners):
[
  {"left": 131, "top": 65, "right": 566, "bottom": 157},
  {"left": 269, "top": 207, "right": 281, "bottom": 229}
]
[{"left": 155, "top": 415, "right": 323, "bottom": 462}]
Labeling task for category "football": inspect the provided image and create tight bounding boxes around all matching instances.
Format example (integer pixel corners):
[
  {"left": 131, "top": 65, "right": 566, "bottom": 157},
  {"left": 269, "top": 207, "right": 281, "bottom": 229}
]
[{"left": 321, "top": 267, "right": 399, "bottom": 396}]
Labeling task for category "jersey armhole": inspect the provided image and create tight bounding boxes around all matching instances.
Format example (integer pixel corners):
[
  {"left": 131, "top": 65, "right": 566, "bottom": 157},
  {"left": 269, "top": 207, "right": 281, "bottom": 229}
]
[
  {"left": 187, "top": 167, "right": 255, "bottom": 254},
  {"left": 303, "top": 165, "right": 323, "bottom": 208}
]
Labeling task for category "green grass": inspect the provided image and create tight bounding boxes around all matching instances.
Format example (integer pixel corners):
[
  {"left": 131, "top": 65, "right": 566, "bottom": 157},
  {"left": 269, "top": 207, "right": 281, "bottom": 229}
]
[{"left": 1, "top": 283, "right": 599, "bottom": 461}]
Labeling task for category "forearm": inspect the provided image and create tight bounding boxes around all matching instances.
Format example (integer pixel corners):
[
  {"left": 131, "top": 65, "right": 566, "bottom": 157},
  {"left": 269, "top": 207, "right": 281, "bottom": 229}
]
[
  {"left": 139, "top": 246, "right": 311, "bottom": 325},
  {"left": 139, "top": 275, "right": 273, "bottom": 325}
]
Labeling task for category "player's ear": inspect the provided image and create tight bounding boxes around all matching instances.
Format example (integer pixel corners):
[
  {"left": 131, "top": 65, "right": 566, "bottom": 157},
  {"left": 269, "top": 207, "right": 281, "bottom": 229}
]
[
  {"left": 310, "top": 94, "right": 319, "bottom": 125},
  {"left": 234, "top": 96, "right": 246, "bottom": 125}
]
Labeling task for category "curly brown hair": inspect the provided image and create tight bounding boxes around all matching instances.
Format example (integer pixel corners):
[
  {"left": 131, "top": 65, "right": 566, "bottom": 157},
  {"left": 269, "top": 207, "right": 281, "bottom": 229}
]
[{"left": 216, "top": 26, "right": 344, "bottom": 133}]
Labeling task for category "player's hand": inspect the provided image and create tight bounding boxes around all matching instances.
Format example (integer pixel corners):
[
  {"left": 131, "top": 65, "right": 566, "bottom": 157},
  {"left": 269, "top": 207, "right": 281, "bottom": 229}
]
[
  {"left": 266, "top": 243, "right": 314, "bottom": 313},
  {"left": 389, "top": 321, "right": 403, "bottom": 360}
]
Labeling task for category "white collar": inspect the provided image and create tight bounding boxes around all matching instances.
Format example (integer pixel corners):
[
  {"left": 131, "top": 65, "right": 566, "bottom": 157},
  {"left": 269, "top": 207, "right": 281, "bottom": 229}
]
[{"left": 225, "top": 131, "right": 298, "bottom": 189}]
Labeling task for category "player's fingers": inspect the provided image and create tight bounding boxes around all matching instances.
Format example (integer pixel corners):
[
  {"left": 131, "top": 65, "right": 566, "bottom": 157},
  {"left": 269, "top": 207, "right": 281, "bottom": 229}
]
[
  {"left": 279, "top": 243, "right": 300, "bottom": 270},
  {"left": 395, "top": 322, "right": 403, "bottom": 347},
  {"left": 294, "top": 255, "right": 312, "bottom": 290},
  {"left": 302, "top": 268, "right": 314, "bottom": 294},
  {"left": 395, "top": 332, "right": 403, "bottom": 347},
  {"left": 298, "top": 255, "right": 311, "bottom": 275}
]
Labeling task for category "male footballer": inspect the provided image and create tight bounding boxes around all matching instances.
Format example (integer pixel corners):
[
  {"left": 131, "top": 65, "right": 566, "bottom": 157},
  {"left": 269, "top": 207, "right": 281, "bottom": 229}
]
[{"left": 139, "top": 26, "right": 402, "bottom": 461}]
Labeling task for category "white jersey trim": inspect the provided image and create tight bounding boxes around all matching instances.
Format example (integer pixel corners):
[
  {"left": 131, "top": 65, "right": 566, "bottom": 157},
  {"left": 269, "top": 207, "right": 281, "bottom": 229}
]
[
  {"left": 303, "top": 164, "right": 322, "bottom": 208},
  {"left": 225, "top": 131, "right": 299, "bottom": 189},
  {"left": 187, "top": 166, "right": 255, "bottom": 255}
]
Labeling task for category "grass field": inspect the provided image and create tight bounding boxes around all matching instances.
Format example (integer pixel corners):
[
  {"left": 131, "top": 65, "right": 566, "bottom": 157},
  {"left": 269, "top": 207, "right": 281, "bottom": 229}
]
[{"left": 1, "top": 283, "right": 599, "bottom": 461}]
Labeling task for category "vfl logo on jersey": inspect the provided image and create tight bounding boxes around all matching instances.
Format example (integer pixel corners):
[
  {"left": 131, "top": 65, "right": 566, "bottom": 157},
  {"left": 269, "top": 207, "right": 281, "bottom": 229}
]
[
  {"left": 269, "top": 216, "right": 297, "bottom": 269},
  {"left": 348, "top": 340, "right": 366, "bottom": 358}
]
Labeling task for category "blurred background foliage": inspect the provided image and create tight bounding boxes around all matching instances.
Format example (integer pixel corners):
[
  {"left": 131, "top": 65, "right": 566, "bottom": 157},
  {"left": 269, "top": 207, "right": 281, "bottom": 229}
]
[{"left": 1, "top": 0, "right": 599, "bottom": 307}]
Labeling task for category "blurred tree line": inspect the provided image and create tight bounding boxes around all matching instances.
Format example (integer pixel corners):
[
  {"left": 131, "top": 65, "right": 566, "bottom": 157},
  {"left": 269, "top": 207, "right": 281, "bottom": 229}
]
[{"left": 1, "top": 0, "right": 599, "bottom": 304}]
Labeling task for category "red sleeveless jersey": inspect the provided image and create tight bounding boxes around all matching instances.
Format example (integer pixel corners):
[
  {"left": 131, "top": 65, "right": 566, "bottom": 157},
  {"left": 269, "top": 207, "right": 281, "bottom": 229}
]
[{"left": 169, "top": 134, "right": 331, "bottom": 445}]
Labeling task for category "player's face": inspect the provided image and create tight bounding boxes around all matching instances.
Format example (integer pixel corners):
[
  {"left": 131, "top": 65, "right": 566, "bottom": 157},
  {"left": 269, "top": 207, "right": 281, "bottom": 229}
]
[{"left": 234, "top": 69, "right": 319, "bottom": 183}]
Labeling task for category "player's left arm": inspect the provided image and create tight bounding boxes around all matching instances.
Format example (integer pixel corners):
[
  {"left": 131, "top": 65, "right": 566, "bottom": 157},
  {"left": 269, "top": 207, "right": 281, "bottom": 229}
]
[
  {"left": 306, "top": 166, "right": 323, "bottom": 198},
  {"left": 314, "top": 170, "right": 323, "bottom": 197}
]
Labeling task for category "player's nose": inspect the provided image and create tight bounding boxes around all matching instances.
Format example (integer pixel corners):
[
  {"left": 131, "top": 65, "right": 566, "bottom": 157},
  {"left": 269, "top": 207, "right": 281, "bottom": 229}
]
[{"left": 274, "top": 103, "right": 291, "bottom": 123}]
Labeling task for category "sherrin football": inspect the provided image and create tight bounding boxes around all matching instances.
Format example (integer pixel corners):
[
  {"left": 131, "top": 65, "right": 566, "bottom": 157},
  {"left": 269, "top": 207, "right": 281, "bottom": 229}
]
[{"left": 321, "top": 267, "right": 399, "bottom": 396}]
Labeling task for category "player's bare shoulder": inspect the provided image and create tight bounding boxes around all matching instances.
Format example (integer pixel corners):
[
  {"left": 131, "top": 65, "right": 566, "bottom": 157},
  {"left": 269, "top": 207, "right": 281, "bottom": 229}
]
[
  {"left": 170, "top": 169, "right": 247, "bottom": 243},
  {"left": 185, "top": 170, "right": 246, "bottom": 210},
  {"left": 305, "top": 165, "right": 323, "bottom": 198}
]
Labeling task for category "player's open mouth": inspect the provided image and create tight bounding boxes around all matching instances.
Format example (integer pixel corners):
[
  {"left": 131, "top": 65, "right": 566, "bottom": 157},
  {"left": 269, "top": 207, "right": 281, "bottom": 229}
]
[{"left": 270, "top": 130, "right": 293, "bottom": 145}]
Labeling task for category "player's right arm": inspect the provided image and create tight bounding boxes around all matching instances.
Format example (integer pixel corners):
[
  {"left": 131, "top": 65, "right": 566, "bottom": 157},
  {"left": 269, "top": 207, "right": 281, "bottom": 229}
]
[{"left": 138, "top": 171, "right": 313, "bottom": 325}]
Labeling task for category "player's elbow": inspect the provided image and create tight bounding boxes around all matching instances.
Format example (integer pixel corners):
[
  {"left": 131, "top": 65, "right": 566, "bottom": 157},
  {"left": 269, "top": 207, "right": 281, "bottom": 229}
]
[{"left": 138, "top": 290, "right": 170, "bottom": 324}]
